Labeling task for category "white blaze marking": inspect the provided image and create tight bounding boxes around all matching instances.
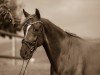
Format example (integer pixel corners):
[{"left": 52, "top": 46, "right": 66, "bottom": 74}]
[
  {"left": 25, "top": 25, "right": 31, "bottom": 37},
  {"left": 25, "top": 21, "right": 43, "bottom": 37}
]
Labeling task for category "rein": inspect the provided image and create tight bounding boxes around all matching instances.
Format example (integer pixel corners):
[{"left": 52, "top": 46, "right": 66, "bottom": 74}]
[{"left": 19, "top": 21, "right": 43, "bottom": 75}]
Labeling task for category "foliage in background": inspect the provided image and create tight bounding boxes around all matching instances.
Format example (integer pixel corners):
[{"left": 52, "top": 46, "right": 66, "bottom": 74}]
[{"left": 0, "top": 0, "right": 22, "bottom": 38}]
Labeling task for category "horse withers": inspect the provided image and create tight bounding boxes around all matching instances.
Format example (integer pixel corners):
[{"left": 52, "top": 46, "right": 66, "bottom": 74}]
[{"left": 20, "top": 9, "right": 100, "bottom": 75}]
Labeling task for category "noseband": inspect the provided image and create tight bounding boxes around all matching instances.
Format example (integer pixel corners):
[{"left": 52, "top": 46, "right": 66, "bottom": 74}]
[{"left": 22, "top": 21, "right": 44, "bottom": 52}]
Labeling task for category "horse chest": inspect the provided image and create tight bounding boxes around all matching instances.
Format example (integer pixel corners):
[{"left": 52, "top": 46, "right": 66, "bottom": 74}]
[{"left": 57, "top": 51, "right": 83, "bottom": 75}]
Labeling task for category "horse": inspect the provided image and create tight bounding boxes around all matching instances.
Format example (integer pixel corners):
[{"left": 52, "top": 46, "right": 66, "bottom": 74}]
[{"left": 20, "top": 9, "right": 100, "bottom": 75}]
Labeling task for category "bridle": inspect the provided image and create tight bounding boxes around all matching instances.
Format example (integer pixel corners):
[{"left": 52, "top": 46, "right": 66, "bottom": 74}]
[
  {"left": 22, "top": 20, "right": 44, "bottom": 55},
  {"left": 19, "top": 21, "right": 44, "bottom": 75}
]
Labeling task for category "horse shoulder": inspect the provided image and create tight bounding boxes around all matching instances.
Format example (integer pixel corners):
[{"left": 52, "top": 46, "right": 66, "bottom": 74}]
[{"left": 57, "top": 37, "right": 84, "bottom": 75}]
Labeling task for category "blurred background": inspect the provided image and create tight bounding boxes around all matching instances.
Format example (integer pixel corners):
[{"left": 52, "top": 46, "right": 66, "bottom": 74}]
[
  {"left": 23, "top": 0, "right": 100, "bottom": 38},
  {"left": 0, "top": 0, "right": 100, "bottom": 75}
]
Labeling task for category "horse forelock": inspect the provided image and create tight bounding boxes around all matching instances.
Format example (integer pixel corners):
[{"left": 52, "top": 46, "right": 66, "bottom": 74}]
[{"left": 22, "top": 15, "right": 36, "bottom": 27}]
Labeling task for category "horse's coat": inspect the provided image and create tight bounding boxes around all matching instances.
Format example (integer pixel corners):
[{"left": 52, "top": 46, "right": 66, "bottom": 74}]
[{"left": 20, "top": 9, "right": 100, "bottom": 75}]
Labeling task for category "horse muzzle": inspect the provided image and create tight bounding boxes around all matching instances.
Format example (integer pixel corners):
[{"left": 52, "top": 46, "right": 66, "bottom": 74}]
[{"left": 20, "top": 40, "right": 36, "bottom": 60}]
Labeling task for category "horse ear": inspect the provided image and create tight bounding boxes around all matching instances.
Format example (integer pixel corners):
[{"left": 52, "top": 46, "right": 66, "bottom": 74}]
[
  {"left": 23, "top": 9, "right": 30, "bottom": 18},
  {"left": 35, "top": 8, "right": 41, "bottom": 19}
]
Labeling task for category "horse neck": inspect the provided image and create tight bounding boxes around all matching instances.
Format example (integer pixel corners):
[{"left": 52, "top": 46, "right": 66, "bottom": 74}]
[
  {"left": 42, "top": 19, "right": 67, "bottom": 72},
  {"left": 42, "top": 19, "right": 66, "bottom": 58}
]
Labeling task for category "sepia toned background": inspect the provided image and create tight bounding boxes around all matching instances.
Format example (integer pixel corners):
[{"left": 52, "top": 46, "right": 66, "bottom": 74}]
[
  {"left": 0, "top": 0, "right": 100, "bottom": 75},
  {"left": 23, "top": 0, "right": 100, "bottom": 38}
]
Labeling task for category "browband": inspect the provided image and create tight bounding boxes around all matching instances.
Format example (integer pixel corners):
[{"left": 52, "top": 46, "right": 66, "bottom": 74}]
[{"left": 30, "top": 21, "right": 43, "bottom": 25}]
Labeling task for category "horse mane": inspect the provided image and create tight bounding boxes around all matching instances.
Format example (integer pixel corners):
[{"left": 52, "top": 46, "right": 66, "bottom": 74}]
[
  {"left": 41, "top": 18, "right": 82, "bottom": 39},
  {"left": 41, "top": 18, "right": 66, "bottom": 38},
  {"left": 65, "top": 31, "right": 81, "bottom": 39}
]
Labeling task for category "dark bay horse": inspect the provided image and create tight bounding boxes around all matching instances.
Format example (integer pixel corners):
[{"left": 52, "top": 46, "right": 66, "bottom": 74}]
[{"left": 20, "top": 9, "right": 100, "bottom": 75}]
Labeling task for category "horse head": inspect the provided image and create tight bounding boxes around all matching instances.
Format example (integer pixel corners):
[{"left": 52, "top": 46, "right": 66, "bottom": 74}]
[{"left": 20, "top": 9, "right": 44, "bottom": 60}]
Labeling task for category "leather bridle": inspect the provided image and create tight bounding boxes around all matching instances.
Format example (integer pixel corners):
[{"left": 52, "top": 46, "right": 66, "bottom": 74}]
[
  {"left": 19, "top": 21, "right": 44, "bottom": 75},
  {"left": 22, "top": 21, "right": 44, "bottom": 53}
]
